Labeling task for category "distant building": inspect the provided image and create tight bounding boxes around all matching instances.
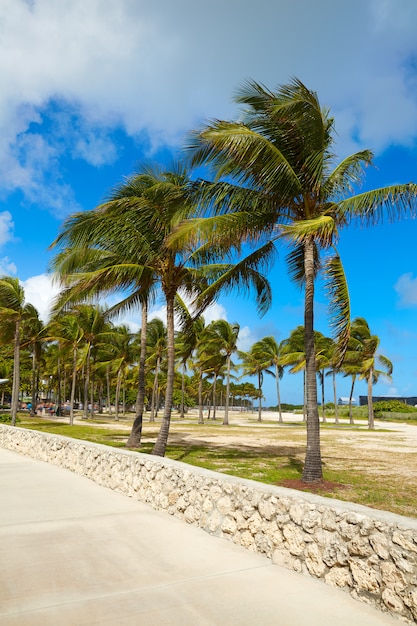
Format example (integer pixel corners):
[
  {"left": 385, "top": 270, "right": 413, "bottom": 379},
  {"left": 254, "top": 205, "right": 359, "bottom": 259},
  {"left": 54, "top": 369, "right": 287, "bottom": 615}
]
[
  {"left": 359, "top": 396, "right": 417, "bottom": 406},
  {"left": 338, "top": 397, "right": 357, "bottom": 406}
]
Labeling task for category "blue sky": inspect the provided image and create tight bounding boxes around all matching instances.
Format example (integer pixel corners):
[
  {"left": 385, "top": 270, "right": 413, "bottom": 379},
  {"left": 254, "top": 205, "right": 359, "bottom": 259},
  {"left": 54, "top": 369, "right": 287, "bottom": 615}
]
[{"left": 1, "top": 0, "right": 417, "bottom": 405}]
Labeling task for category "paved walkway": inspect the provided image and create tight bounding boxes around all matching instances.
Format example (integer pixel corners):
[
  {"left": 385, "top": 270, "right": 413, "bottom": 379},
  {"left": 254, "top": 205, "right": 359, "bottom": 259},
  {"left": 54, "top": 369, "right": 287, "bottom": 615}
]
[{"left": 0, "top": 448, "right": 401, "bottom": 626}]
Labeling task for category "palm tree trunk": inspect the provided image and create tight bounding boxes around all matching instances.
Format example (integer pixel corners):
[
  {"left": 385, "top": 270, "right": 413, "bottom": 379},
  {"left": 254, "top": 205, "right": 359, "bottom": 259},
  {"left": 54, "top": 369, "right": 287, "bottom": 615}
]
[
  {"left": 89, "top": 356, "right": 95, "bottom": 418},
  {"left": 302, "top": 237, "right": 322, "bottom": 483},
  {"left": 303, "top": 372, "right": 306, "bottom": 422},
  {"left": 11, "top": 320, "right": 20, "bottom": 426},
  {"left": 114, "top": 369, "right": 122, "bottom": 421},
  {"left": 180, "top": 363, "right": 186, "bottom": 418},
  {"left": 320, "top": 371, "right": 326, "bottom": 423},
  {"left": 150, "top": 361, "right": 160, "bottom": 422},
  {"left": 367, "top": 369, "right": 375, "bottom": 429},
  {"left": 333, "top": 371, "right": 339, "bottom": 424},
  {"left": 69, "top": 346, "right": 77, "bottom": 425},
  {"left": 276, "top": 365, "right": 283, "bottom": 423},
  {"left": 56, "top": 355, "right": 62, "bottom": 417},
  {"left": 257, "top": 371, "right": 262, "bottom": 422},
  {"left": 106, "top": 365, "right": 112, "bottom": 415},
  {"left": 198, "top": 369, "right": 204, "bottom": 424},
  {"left": 127, "top": 300, "right": 148, "bottom": 447},
  {"left": 223, "top": 355, "right": 231, "bottom": 426},
  {"left": 152, "top": 294, "right": 175, "bottom": 456},
  {"left": 30, "top": 345, "right": 37, "bottom": 417},
  {"left": 349, "top": 376, "right": 356, "bottom": 424},
  {"left": 212, "top": 373, "right": 217, "bottom": 420}
]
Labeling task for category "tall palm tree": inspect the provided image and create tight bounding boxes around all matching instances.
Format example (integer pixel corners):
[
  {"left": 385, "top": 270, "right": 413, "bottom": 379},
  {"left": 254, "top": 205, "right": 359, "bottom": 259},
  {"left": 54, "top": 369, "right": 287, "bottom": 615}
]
[
  {"left": 184, "top": 77, "right": 417, "bottom": 481},
  {"left": 314, "top": 332, "right": 335, "bottom": 423},
  {"left": 73, "top": 304, "right": 109, "bottom": 419},
  {"left": 201, "top": 351, "right": 227, "bottom": 421},
  {"left": 280, "top": 326, "right": 306, "bottom": 417},
  {"left": 21, "top": 304, "right": 44, "bottom": 417},
  {"left": 51, "top": 162, "right": 271, "bottom": 456},
  {"left": 99, "top": 324, "right": 136, "bottom": 421},
  {"left": 0, "top": 277, "right": 39, "bottom": 425},
  {"left": 146, "top": 318, "right": 167, "bottom": 421},
  {"left": 256, "top": 336, "right": 285, "bottom": 422},
  {"left": 348, "top": 317, "right": 393, "bottom": 429},
  {"left": 45, "top": 312, "right": 85, "bottom": 424},
  {"left": 205, "top": 320, "right": 240, "bottom": 425},
  {"left": 239, "top": 340, "right": 273, "bottom": 422},
  {"left": 174, "top": 305, "right": 206, "bottom": 419}
]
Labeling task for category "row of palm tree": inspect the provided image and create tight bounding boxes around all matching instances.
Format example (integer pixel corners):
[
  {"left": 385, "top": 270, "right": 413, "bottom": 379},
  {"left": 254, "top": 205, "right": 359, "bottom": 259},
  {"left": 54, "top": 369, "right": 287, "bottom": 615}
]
[
  {"left": 2, "top": 77, "right": 416, "bottom": 483},
  {"left": 0, "top": 274, "right": 392, "bottom": 436}
]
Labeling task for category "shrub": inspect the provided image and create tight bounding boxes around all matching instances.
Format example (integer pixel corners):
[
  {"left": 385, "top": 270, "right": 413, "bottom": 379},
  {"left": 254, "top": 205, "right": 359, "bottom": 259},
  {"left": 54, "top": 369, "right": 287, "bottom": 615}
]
[
  {"left": 373, "top": 400, "right": 417, "bottom": 416},
  {"left": 0, "top": 413, "right": 17, "bottom": 423}
]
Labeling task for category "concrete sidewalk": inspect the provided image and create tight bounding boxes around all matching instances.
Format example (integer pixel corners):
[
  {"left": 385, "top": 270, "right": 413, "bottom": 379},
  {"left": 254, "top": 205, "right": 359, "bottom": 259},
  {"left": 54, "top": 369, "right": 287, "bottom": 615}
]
[{"left": 0, "top": 448, "right": 400, "bottom": 626}]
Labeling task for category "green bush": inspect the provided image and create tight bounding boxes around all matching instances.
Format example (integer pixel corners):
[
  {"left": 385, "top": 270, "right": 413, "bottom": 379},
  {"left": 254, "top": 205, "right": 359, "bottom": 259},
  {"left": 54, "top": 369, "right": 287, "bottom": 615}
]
[
  {"left": 0, "top": 413, "right": 16, "bottom": 423},
  {"left": 373, "top": 400, "right": 417, "bottom": 415}
]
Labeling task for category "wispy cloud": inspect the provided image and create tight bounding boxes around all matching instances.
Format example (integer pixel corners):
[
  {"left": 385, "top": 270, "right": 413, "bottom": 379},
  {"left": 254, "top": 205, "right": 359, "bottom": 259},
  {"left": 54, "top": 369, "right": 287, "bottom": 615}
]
[{"left": 394, "top": 272, "right": 417, "bottom": 307}]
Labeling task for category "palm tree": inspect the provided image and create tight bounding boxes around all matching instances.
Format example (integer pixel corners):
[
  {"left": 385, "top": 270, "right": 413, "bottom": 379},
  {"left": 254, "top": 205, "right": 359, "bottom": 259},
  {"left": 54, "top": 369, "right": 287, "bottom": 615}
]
[
  {"left": 45, "top": 312, "right": 85, "bottom": 424},
  {"left": 145, "top": 318, "right": 167, "bottom": 421},
  {"left": 21, "top": 304, "right": 44, "bottom": 417},
  {"left": 205, "top": 320, "right": 240, "bottom": 425},
  {"left": 99, "top": 324, "right": 136, "bottom": 421},
  {"left": 256, "top": 336, "right": 285, "bottom": 422},
  {"left": 314, "top": 332, "right": 335, "bottom": 423},
  {"left": 51, "top": 162, "right": 271, "bottom": 456},
  {"left": 0, "top": 277, "right": 39, "bottom": 425},
  {"left": 174, "top": 305, "right": 206, "bottom": 419},
  {"left": 239, "top": 340, "right": 273, "bottom": 422},
  {"left": 341, "top": 327, "right": 364, "bottom": 424},
  {"left": 348, "top": 317, "right": 393, "bottom": 429},
  {"left": 184, "top": 77, "right": 417, "bottom": 481},
  {"left": 202, "top": 351, "right": 227, "bottom": 421},
  {"left": 280, "top": 326, "right": 306, "bottom": 417},
  {"left": 73, "top": 304, "right": 109, "bottom": 419}
]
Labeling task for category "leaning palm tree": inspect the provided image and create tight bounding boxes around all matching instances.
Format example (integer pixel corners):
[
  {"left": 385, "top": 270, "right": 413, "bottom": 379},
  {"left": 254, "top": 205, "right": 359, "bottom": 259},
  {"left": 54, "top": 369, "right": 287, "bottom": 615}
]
[
  {"left": 239, "top": 340, "right": 273, "bottom": 422},
  {"left": 280, "top": 326, "right": 307, "bottom": 418},
  {"left": 51, "top": 161, "right": 271, "bottom": 456},
  {"left": 314, "top": 332, "right": 335, "bottom": 423},
  {"left": 182, "top": 77, "right": 417, "bottom": 481},
  {"left": 348, "top": 317, "right": 393, "bottom": 429},
  {"left": 0, "top": 277, "right": 39, "bottom": 425}
]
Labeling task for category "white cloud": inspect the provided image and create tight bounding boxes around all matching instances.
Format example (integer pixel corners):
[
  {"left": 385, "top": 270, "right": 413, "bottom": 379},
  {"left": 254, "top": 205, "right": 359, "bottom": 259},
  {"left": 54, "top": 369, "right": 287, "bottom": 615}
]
[
  {"left": 21, "top": 273, "right": 61, "bottom": 322},
  {"left": 0, "top": 211, "right": 14, "bottom": 246},
  {"left": 394, "top": 272, "right": 417, "bottom": 307},
  {"left": 0, "top": 0, "right": 416, "bottom": 214},
  {"left": 0, "top": 257, "right": 17, "bottom": 276},
  {"left": 237, "top": 326, "right": 256, "bottom": 352}
]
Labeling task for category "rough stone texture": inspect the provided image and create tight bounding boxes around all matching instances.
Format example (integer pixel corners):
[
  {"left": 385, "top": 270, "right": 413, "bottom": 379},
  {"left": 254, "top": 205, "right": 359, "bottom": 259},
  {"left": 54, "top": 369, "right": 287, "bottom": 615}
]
[{"left": 1, "top": 425, "right": 417, "bottom": 624}]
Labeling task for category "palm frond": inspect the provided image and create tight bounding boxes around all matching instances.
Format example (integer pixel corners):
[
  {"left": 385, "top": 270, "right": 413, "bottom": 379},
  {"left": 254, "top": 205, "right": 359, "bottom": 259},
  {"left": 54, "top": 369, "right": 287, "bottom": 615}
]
[
  {"left": 337, "top": 183, "right": 417, "bottom": 224},
  {"left": 323, "top": 253, "right": 350, "bottom": 360}
]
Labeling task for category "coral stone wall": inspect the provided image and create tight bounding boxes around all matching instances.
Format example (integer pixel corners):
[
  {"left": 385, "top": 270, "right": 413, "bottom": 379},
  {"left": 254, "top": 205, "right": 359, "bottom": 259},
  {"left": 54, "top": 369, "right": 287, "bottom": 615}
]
[{"left": 1, "top": 425, "right": 417, "bottom": 623}]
